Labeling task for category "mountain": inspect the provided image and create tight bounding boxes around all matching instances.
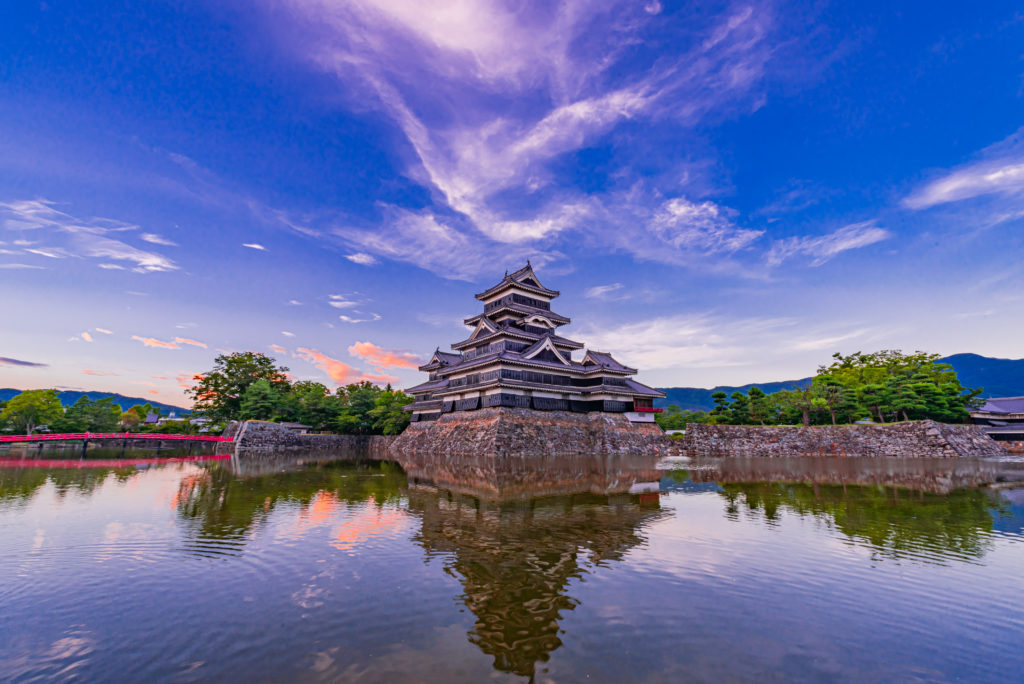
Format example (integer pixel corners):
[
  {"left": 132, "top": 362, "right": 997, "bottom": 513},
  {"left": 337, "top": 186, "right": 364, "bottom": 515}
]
[
  {"left": 0, "top": 389, "right": 190, "bottom": 415},
  {"left": 655, "top": 353, "right": 1024, "bottom": 412}
]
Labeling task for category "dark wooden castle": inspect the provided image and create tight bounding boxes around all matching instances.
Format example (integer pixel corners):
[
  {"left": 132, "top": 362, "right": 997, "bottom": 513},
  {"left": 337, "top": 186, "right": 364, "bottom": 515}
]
[{"left": 405, "top": 264, "right": 664, "bottom": 423}]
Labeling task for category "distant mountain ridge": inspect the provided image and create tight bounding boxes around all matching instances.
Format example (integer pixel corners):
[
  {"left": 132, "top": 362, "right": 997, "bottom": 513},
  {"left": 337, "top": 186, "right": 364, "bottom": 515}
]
[
  {"left": 0, "top": 389, "right": 190, "bottom": 415},
  {"left": 655, "top": 353, "right": 1024, "bottom": 412}
]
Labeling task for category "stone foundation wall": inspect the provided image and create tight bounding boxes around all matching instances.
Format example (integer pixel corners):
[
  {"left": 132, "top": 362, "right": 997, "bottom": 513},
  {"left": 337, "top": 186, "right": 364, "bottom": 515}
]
[
  {"left": 389, "top": 408, "right": 668, "bottom": 497},
  {"left": 680, "top": 420, "right": 1007, "bottom": 459},
  {"left": 232, "top": 421, "right": 395, "bottom": 461}
]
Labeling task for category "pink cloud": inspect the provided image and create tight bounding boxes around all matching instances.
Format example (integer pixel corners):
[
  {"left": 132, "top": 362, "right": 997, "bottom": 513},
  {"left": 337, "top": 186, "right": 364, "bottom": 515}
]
[
  {"left": 269, "top": 344, "right": 288, "bottom": 354},
  {"left": 82, "top": 369, "right": 119, "bottom": 376},
  {"left": 348, "top": 341, "right": 422, "bottom": 370},
  {"left": 148, "top": 390, "right": 159, "bottom": 395},
  {"left": 295, "top": 347, "right": 397, "bottom": 385},
  {"left": 132, "top": 335, "right": 179, "bottom": 349},
  {"left": 174, "top": 337, "right": 207, "bottom": 348}
]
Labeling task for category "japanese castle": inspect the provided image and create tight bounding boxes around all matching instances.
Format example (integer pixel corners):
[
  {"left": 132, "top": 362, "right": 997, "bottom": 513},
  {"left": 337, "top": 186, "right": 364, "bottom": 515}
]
[{"left": 405, "top": 263, "right": 664, "bottom": 423}]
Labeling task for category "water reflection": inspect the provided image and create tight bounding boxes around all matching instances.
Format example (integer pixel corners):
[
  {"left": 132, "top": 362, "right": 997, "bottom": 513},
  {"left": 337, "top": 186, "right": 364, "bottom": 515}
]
[{"left": 408, "top": 486, "right": 664, "bottom": 679}]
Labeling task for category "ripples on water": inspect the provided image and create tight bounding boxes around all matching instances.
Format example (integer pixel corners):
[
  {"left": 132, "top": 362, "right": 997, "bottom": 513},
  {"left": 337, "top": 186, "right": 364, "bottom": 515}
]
[{"left": 1, "top": 454, "right": 1023, "bottom": 682}]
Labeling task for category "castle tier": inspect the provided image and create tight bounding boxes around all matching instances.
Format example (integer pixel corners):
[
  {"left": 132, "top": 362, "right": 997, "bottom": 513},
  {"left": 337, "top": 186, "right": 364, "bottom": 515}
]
[{"left": 404, "top": 264, "right": 665, "bottom": 423}]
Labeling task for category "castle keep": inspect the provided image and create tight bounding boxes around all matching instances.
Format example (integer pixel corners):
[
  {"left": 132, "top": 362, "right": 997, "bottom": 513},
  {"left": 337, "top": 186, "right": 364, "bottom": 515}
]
[{"left": 404, "top": 263, "right": 664, "bottom": 422}]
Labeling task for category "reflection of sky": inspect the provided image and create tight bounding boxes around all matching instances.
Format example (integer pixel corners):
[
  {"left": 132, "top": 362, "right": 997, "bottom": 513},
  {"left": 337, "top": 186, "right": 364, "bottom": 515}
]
[{"left": 1, "top": 464, "right": 1024, "bottom": 682}]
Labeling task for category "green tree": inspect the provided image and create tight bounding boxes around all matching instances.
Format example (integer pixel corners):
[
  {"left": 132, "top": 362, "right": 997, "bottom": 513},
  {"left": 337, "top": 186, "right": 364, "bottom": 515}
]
[
  {"left": 1, "top": 389, "right": 64, "bottom": 434},
  {"left": 747, "top": 387, "right": 774, "bottom": 425},
  {"left": 121, "top": 406, "right": 142, "bottom": 431},
  {"left": 727, "top": 391, "right": 751, "bottom": 425},
  {"left": 335, "top": 382, "right": 380, "bottom": 434},
  {"left": 369, "top": 387, "right": 414, "bottom": 435},
  {"left": 238, "top": 379, "right": 284, "bottom": 420},
  {"left": 282, "top": 381, "right": 340, "bottom": 430},
  {"left": 188, "top": 352, "right": 290, "bottom": 421},
  {"left": 772, "top": 388, "right": 823, "bottom": 427},
  {"left": 53, "top": 396, "right": 122, "bottom": 432},
  {"left": 709, "top": 391, "right": 730, "bottom": 424}
]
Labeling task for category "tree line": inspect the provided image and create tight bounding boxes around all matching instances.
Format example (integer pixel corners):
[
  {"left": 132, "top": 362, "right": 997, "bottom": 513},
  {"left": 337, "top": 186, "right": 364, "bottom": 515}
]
[
  {"left": 657, "top": 350, "right": 982, "bottom": 430},
  {"left": 187, "top": 351, "right": 413, "bottom": 435},
  {"left": 0, "top": 390, "right": 185, "bottom": 434}
]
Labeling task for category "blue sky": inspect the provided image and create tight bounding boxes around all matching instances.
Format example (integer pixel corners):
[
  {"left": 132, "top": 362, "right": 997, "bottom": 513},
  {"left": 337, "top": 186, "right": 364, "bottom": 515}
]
[{"left": 2, "top": 1, "right": 1023, "bottom": 407}]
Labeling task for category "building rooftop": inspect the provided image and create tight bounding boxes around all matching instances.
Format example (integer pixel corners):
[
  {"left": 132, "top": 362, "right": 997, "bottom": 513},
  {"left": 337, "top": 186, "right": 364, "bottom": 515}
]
[{"left": 975, "top": 397, "right": 1024, "bottom": 414}]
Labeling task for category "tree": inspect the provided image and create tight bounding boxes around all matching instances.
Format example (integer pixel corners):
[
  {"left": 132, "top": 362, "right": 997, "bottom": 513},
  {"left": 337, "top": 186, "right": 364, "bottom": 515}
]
[
  {"left": 53, "top": 396, "right": 122, "bottom": 432},
  {"left": 773, "top": 388, "right": 823, "bottom": 427},
  {"left": 121, "top": 407, "right": 142, "bottom": 431},
  {"left": 336, "top": 382, "right": 380, "bottom": 434},
  {"left": 238, "top": 379, "right": 283, "bottom": 420},
  {"left": 369, "top": 388, "right": 414, "bottom": 435},
  {"left": 1, "top": 389, "right": 64, "bottom": 434},
  {"left": 188, "top": 352, "right": 290, "bottom": 421},
  {"left": 747, "top": 387, "right": 773, "bottom": 426},
  {"left": 709, "top": 391, "right": 730, "bottom": 424},
  {"left": 282, "top": 381, "right": 339, "bottom": 430},
  {"left": 727, "top": 391, "right": 750, "bottom": 425}
]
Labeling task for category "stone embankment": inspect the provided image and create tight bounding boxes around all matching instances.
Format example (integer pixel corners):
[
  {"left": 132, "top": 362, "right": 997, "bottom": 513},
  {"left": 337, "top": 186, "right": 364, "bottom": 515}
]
[
  {"left": 231, "top": 421, "right": 394, "bottom": 461},
  {"left": 390, "top": 408, "right": 666, "bottom": 497},
  {"left": 679, "top": 420, "right": 1008, "bottom": 459}
]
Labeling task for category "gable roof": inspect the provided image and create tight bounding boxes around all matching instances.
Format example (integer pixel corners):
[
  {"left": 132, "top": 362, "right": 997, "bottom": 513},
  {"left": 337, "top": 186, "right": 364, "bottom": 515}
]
[
  {"left": 521, "top": 335, "right": 571, "bottom": 365},
  {"left": 418, "top": 349, "right": 462, "bottom": 371},
  {"left": 582, "top": 350, "right": 637, "bottom": 374},
  {"left": 474, "top": 263, "right": 560, "bottom": 300}
]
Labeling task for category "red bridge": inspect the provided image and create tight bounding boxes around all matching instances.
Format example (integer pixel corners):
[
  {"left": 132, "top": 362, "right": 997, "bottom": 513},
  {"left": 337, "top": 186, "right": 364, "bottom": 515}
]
[{"left": 0, "top": 433, "right": 233, "bottom": 444}]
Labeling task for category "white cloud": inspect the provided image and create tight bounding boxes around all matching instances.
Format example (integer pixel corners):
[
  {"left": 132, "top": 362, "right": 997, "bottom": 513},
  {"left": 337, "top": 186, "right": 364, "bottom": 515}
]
[
  {"left": 288, "top": 299, "right": 303, "bottom": 306},
  {"left": 242, "top": 243, "right": 267, "bottom": 250},
  {"left": 339, "top": 313, "right": 382, "bottom": 324},
  {"left": 328, "top": 294, "right": 360, "bottom": 309},
  {"left": 140, "top": 233, "right": 178, "bottom": 246},
  {"left": 345, "top": 252, "right": 378, "bottom": 265},
  {"left": 585, "top": 283, "right": 624, "bottom": 299},
  {"left": 0, "top": 199, "right": 178, "bottom": 273},
  {"left": 904, "top": 128, "right": 1024, "bottom": 210},
  {"left": 765, "top": 221, "right": 890, "bottom": 267},
  {"left": 0, "top": 263, "right": 45, "bottom": 269},
  {"left": 281, "top": 331, "right": 296, "bottom": 337}
]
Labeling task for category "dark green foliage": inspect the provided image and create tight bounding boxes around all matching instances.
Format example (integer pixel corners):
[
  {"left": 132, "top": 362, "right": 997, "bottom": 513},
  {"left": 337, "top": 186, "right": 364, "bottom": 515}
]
[
  {"left": 188, "top": 352, "right": 291, "bottom": 422},
  {"left": 51, "top": 396, "right": 122, "bottom": 432},
  {"left": 676, "top": 349, "right": 981, "bottom": 427}
]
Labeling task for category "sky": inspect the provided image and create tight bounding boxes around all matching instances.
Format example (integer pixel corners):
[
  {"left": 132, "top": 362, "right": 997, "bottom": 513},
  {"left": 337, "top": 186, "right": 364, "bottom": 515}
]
[{"left": 2, "top": 1, "right": 1023, "bottom": 408}]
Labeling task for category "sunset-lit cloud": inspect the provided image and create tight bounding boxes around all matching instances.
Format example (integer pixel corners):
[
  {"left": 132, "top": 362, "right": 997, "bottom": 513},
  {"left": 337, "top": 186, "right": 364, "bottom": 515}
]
[
  {"left": 132, "top": 335, "right": 180, "bottom": 349},
  {"left": 81, "top": 331, "right": 93, "bottom": 342},
  {"left": 269, "top": 344, "right": 287, "bottom": 354},
  {"left": 174, "top": 337, "right": 207, "bottom": 348},
  {"left": 95, "top": 328, "right": 113, "bottom": 335},
  {"left": 295, "top": 347, "right": 397, "bottom": 385},
  {"left": 82, "top": 369, "right": 119, "bottom": 376},
  {"left": 348, "top": 341, "right": 421, "bottom": 371}
]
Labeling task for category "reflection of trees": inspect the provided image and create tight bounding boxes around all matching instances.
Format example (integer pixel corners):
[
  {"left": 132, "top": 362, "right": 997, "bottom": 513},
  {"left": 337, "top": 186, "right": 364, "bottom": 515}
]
[
  {"left": 408, "top": 488, "right": 664, "bottom": 680},
  {"left": 0, "top": 467, "right": 136, "bottom": 508},
  {"left": 174, "top": 460, "right": 407, "bottom": 542},
  {"left": 718, "top": 481, "right": 1009, "bottom": 561}
]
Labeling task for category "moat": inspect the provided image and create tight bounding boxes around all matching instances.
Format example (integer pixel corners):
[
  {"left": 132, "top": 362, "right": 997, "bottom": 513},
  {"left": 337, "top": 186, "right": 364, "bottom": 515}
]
[{"left": 2, "top": 452, "right": 1024, "bottom": 682}]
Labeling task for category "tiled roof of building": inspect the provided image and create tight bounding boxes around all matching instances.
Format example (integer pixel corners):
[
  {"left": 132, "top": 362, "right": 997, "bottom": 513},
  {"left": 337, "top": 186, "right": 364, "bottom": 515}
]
[
  {"left": 474, "top": 263, "right": 560, "bottom": 300},
  {"left": 583, "top": 350, "right": 637, "bottom": 374},
  {"left": 464, "top": 304, "right": 570, "bottom": 326},
  {"left": 622, "top": 378, "right": 666, "bottom": 398},
  {"left": 407, "top": 378, "right": 450, "bottom": 394},
  {"left": 975, "top": 396, "right": 1024, "bottom": 414}
]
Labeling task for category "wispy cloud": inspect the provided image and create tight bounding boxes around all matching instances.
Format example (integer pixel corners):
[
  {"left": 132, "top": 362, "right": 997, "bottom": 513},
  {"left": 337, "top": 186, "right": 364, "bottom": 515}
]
[
  {"left": 0, "top": 263, "right": 46, "bottom": 269},
  {"left": 0, "top": 356, "right": 48, "bottom": 367},
  {"left": 242, "top": 243, "right": 267, "bottom": 250},
  {"left": 328, "top": 294, "right": 360, "bottom": 309},
  {"left": 95, "top": 328, "right": 114, "bottom": 335},
  {"left": 904, "top": 127, "right": 1024, "bottom": 210},
  {"left": 140, "top": 233, "right": 178, "bottom": 246},
  {"left": 338, "top": 313, "right": 382, "bottom": 324},
  {"left": 174, "top": 337, "right": 207, "bottom": 349},
  {"left": 260, "top": 1, "right": 779, "bottom": 277},
  {"left": 132, "top": 335, "right": 180, "bottom": 349},
  {"left": 348, "top": 341, "right": 421, "bottom": 371},
  {"left": 0, "top": 199, "right": 178, "bottom": 272},
  {"left": 269, "top": 344, "right": 288, "bottom": 354},
  {"left": 81, "top": 331, "right": 93, "bottom": 343},
  {"left": 288, "top": 300, "right": 302, "bottom": 306},
  {"left": 294, "top": 347, "right": 396, "bottom": 385},
  {"left": 281, "top": 331, "right": 296, "bottom": 337},
  {"left": 345, "top": 252, "right": 378, "bottom": 266},
  {"left": 585, "top": 283, "right": 625, "bottom": 299},
  {"left": 765, "top": 221, "right": 890, "bottom": 267},
  {"left": 82, "top": 369, "right": 119, "bottom": 376}
]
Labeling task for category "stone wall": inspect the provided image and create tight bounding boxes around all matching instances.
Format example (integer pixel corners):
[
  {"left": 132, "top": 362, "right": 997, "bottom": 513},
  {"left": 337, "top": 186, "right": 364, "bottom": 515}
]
[
  {"left": 232, "top": 421, "right": 395, "bottom": 461},
  {"left": 389, "top": 408, "right": 668, "bottom": 498},
  {"left": 679, "top": 420, "right": 1008, "bottom": 459}
]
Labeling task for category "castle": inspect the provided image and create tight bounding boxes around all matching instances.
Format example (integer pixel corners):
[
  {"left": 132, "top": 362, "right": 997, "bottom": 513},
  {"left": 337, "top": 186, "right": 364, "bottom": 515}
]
[{"left": 405, "top": 263, "right": 664, "bottom": 423}]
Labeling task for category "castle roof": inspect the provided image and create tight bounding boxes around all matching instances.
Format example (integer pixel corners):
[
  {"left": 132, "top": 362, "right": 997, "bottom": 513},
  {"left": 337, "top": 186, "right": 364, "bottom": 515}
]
[{"left": 475, "top": 263, "right": 559, "bottom": 300}]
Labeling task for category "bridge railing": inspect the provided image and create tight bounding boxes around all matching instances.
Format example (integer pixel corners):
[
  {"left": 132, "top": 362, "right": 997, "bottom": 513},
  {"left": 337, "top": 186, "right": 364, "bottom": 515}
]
[{"left": 0, "top": 433, "right": 234, "bottom": 443}]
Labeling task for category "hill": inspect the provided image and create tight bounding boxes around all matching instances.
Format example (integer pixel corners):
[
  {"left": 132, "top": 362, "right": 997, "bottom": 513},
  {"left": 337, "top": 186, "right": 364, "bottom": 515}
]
[
  {"left": 0, "top": 389, "right": 190, "bottom": 415},
  {"left": 655, "top": 353, "right": 1024, "bottom": 411}
]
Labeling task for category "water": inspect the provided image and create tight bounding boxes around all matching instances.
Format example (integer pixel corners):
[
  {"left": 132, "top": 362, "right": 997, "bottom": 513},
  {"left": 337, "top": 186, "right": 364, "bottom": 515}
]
[{"left": 2, "top": 453, "right": 1023, "bottom": 682}]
